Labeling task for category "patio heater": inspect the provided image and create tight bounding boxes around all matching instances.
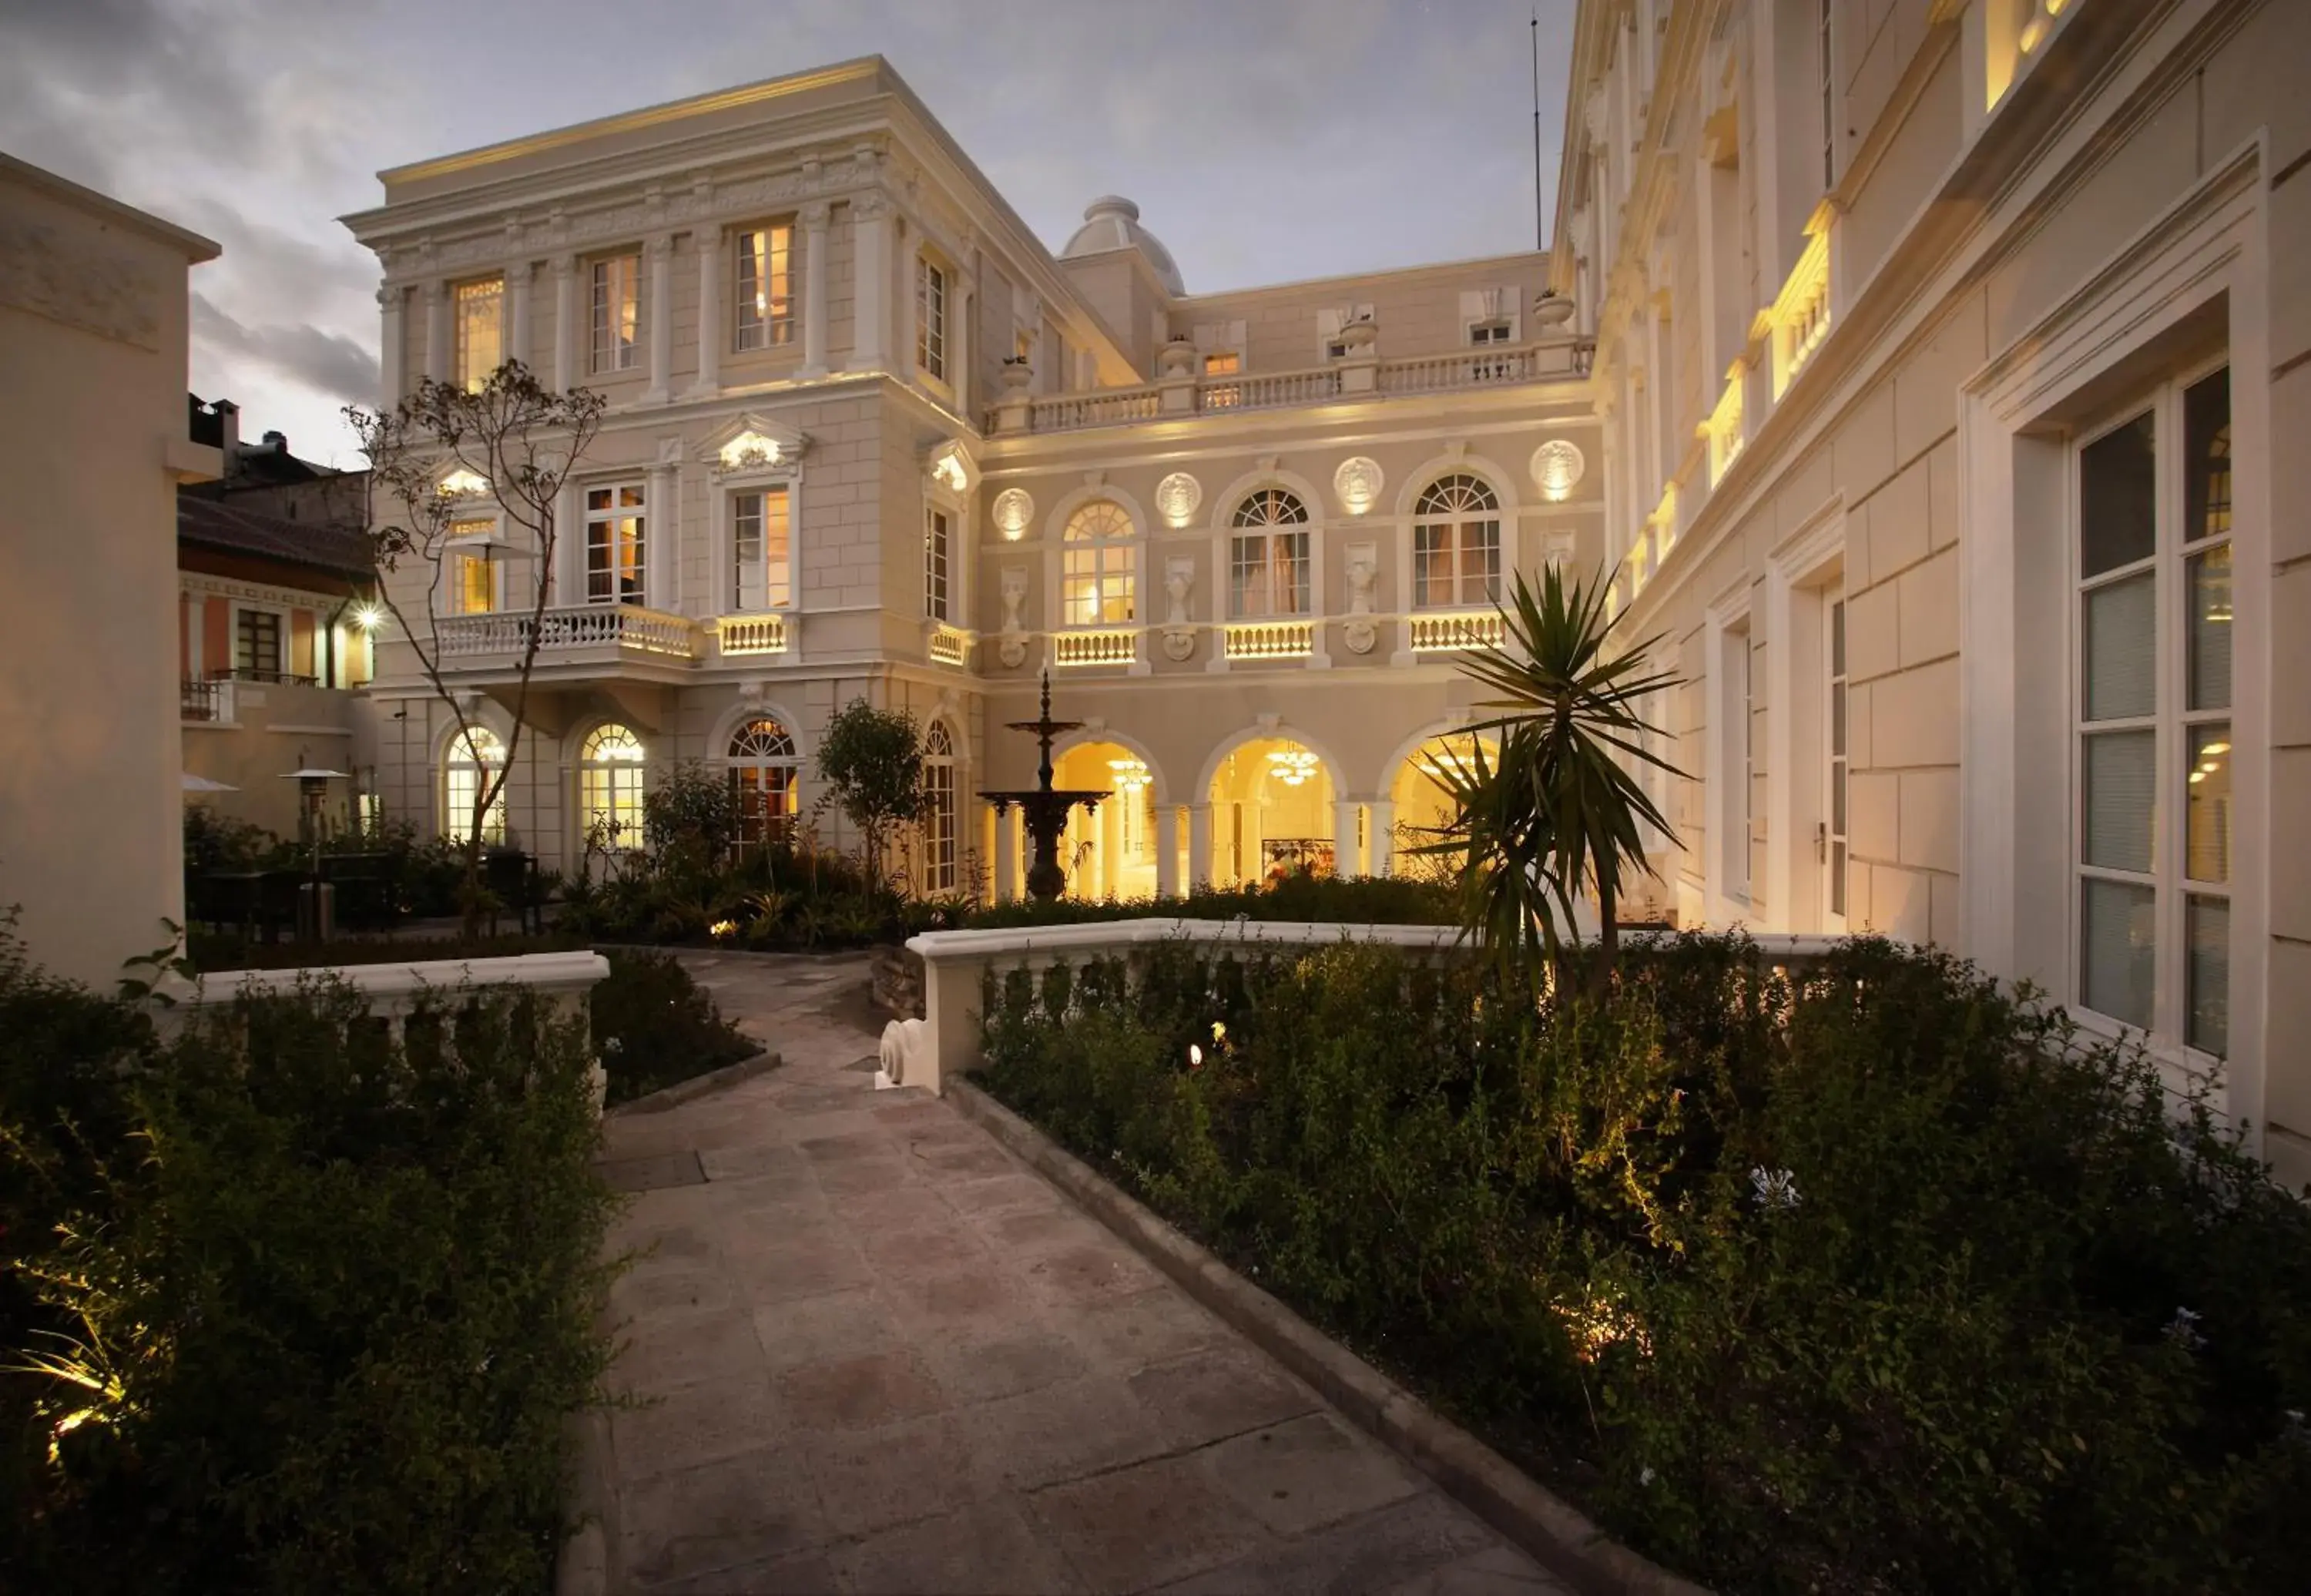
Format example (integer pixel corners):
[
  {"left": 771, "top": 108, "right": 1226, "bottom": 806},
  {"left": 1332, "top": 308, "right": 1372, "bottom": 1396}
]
[
  {"left": 280, "top": 749, "right": 350, "bottom": 941},
  {"left": 979, "top": 666, "right": 1109, "bottom": 902}
]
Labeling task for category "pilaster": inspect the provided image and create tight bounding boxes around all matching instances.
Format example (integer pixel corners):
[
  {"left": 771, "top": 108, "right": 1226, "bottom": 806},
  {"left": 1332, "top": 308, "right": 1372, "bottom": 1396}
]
[
  {"left": 642, "top": 233, "right": 674, "bottom": 404},
  {"left": 800, "top": 200, "right": 831, "bottom": 376}
]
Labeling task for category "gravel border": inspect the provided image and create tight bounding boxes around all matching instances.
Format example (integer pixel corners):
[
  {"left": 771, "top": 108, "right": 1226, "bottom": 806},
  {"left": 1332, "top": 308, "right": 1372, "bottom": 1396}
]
[
  {"left": 948, "top": 1075, "right": 1712, "bottom": 1596},
  {"left": 605, "top": 1048, "right": 778, "bottom": 1115}
]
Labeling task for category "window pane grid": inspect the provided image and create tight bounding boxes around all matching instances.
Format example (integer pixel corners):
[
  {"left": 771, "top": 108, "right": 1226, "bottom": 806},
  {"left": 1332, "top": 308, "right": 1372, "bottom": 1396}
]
[
  {"left": 454, "top": 278, "right": 502, "bottom": 391},
  {"left": 917, "top": 258, "right": 947, "bottom": 379},
  {"left": 592, "top": 255, "right": 639, "bottom": 373},
  {"left": 924, "top": 508, "right": 951, "bottom": 622},
  {"left": 734, "top": 224, "right": 796, "bottom": 352},
  {"left": 586, "top": 482, "right": 646, "bottom": 607}
]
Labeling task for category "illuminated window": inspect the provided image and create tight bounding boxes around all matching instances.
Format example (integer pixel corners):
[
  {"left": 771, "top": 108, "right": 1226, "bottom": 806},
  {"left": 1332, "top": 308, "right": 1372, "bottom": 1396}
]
[
  {"left": 454, "top": 278, "right": 503, "bottom": 391},
  {"left": 727, "top": 716, "right": 800, "bottom": 847},
  {"left": 2074, "top": 364, "right": 2233, "bottom": 1056},
  {"left": 916, "top": 256, "right": 948, "bottom": 380},
  {"left": 924, "top": 505, "right": 951, "bottom": 622},
  {"left": 591, "top": 253, "right": 639, "bottom": 373},
  {"left": 580, "top": 723, "right": 646, "bottom": 850},
  {"left": 444, "top": 726, "right": 506, "bottom": 844},
  {"left": 1228, "top": 489, "right": 1310, "bottom": 619},
  {"left": 731, "top": 487, "right": 790, "bottom": 611},
  {"left": 451, "top": 552, "right": 498, "bottom": 615},
  {"left": 1062, "top": 500, "right": 1136, "bottom": 625},
  {"left": 1202, "top": 351, "right": 1239, "bottom": 376},
  {"left": 922, "top": 719, "right": 957, "bottom": 893},
  {"left": 1412, "top": 474, "right": 1501, "bottom": 608},
  {"left": 585, "top": 483, "right": 646, "bottom": 607},
  {"left": 734, "top": 223, "right": 795, "bottom": 351}
]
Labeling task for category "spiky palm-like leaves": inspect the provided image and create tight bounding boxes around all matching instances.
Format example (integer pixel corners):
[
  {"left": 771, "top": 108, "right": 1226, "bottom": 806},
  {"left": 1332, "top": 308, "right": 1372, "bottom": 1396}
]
[{"left": 1418, "top": 564, "right": 1684, "bottom": 984}]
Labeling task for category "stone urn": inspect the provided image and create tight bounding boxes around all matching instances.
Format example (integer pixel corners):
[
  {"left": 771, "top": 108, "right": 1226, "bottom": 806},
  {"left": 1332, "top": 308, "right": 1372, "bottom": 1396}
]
[
  {"left": 999, "top": 358, "right": 1035, "bottom": 394},
  {"left": 1533, "top": 291, "right": 1575, "bottom": 330},
  {"left": 1338, "top": 316, "right": 1377, "bottom": 354},
  {"left": 1157, "top": 338, "right": 1197, "bottom": 380}
]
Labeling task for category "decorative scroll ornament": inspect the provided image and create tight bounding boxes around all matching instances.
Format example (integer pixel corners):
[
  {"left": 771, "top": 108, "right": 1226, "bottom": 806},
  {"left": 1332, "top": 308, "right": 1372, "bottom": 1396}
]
[
  {"left": 1162, "top": 557, "right": 1197, "bottom": 662},
  {"left": 1154, "top": 471, "right": 1202, "bottom": 528},
  {"left": 719, "top": 431, "right": 782, "bottom": 472},
  {"left": 1341, "top": 542, "right": 1379, "bottom": 656},
  {"left": 1332, "top": 457, "right": 1384, "bottom": 517},
  {"left": 998, "top": 566, "right": 1028, "bottom": 669},
  {"left": 992, "top": 487, "right": 1034, "bottom": 540},
  {"left": 437, "top": 467, "right": 491, "bottom": 499},
  {"left": 1531, "top": 439, "right": 1586, "bottom": 501}
]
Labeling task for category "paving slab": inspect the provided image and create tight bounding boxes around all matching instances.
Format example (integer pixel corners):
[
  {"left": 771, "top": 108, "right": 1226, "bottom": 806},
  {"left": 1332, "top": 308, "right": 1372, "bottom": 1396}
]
[{"left": 589, "top": 950, "right": 1568, "bottom": 1594}]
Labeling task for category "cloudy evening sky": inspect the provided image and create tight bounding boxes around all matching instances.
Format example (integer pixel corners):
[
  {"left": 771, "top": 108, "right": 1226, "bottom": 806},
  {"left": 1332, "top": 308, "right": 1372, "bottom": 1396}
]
[{"left": 2, "top": 0, "right": 1575, "bottom": 468}]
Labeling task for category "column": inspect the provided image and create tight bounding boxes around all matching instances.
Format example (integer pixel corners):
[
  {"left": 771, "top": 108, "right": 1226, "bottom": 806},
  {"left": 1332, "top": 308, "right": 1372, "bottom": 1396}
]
[
  {"left": 849, "top": 191, "right": 891, "bottom": 372},
  {"left": 1187, "top": 803, "right": 1213, "bottom": 890},
  {"left": 376, "top": 285, "right": 404, "bottom": 409},
  {"left": 1332, "top": 800, "right": 1363, "bottom": 878},
  {"left": 421, "top": 280, "right": 448, "bottom": 386},
  {"left": 556, "top": 480, "right": 583, "bottom": 606},
  {"left": 1367, "top": 798, "right": 1396, "bottom": 877},
  {"left": 690, "top": 225, "right": 722, "bottom": 398},
  {"left": 551, "top": 254, "right": 577, "bottom": 391},
  {"left": 645, "top": 459, "right": 676, "bottom": 612},
  {"left": 1156, "top": 804, "right": 1180, "bottom": 898},
  {"left": 800, "top": 201, "right": 830, "bottom": 376},
  {"left": 1100, "top": 792, "right": 1122, "bottom": 898},
  {"left": 642, "top": 233, "right": 673, "bottom": 404},
  {"left": 993, "top": 805, "right": 1017, "bottom": 903},
  {"left": 507, "top": 261, "right": 533, "bottom": 374}
]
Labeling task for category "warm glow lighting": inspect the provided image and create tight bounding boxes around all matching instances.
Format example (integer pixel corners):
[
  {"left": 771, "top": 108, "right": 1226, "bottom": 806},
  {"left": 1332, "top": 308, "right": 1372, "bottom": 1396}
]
[
  {"left": 2190, "top": 770, "right": 2207, "bottom": 784},
  {"left": 1266, "top": 749, "right": 1320, "bottom": 787},
  {"left": 438, "top": 466, "right": 490, "bottom": 498},
  {"left": 719, "top": 431, "right": 782, "bottom": 471},
  {"left": 2202, "top": 742, "right": 2231, "bottom": 756},
  {"left": 993, "top": 488, "right": 1034, "bottom": 539},
  {"left": 1155, "top": 471, "right": 1202, "bottom": 528},
  {"left": 353, "top": 604, "right": 384, "bottom": 632},
  {"left": 930, "top": 447, "right": 971, "bottom": 493},
  {"left": 1107, "top": 757, "right": 1150, "bottom": 792},
  {"left": 1531, "top": 439, "right": 1585, "bottom": 503}
]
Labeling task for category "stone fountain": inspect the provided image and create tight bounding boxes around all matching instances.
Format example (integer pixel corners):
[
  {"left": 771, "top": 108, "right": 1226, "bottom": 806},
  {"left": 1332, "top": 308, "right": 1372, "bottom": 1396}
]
[{"left": 981, "top": 666, "right": 1109, "bottom": 901}]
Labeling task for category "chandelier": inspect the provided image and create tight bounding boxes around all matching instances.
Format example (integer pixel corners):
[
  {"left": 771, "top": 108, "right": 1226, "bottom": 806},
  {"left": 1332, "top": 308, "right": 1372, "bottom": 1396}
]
[
  {"left": 1107, "top": 757, "right": 1150, "bottom": 793},
  {"left": 1266, "top": 749, "right": 1320, "bottom": 787}
]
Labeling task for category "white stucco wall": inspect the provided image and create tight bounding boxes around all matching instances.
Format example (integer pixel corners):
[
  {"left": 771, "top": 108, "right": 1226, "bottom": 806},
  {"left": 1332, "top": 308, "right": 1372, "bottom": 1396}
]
[{"left": 0, "top": 157, "right": 217, "bottom": 985}]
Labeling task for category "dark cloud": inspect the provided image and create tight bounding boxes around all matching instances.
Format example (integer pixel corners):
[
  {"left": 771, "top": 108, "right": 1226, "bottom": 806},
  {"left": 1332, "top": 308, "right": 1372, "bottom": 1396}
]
[{"left": 191, "top": 292, "right": 377, "bottom": 406}]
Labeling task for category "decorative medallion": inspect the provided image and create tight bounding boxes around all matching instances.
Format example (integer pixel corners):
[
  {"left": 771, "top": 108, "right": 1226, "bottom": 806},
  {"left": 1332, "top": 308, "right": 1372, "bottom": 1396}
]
[
  {"left": 1154, "top": 471, "right": 1202, "bottom": 528},
  {"left": 1332, "top": 457, "right": 1384, "bottom": 517},
  {"left": 1531, "top": 439, "right": 1586, "bottom": 501},
  {"left": 991, "top": 488, "right": 1034, "bottom": 540}
]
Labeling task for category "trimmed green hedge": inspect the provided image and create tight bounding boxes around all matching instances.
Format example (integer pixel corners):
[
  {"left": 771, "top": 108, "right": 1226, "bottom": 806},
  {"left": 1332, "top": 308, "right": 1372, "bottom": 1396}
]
[
  {"left": 978, "top": 934, "right": 2311, "bottom": 1593},
  {"left": 1, "top": 929, "right": 620, "bottom": 1594}
]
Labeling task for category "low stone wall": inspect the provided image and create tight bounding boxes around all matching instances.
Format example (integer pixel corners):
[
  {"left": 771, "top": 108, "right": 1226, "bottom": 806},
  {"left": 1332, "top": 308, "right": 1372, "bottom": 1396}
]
[{"left": 869, "top": 942, "right": 924, "bottom": 1019}]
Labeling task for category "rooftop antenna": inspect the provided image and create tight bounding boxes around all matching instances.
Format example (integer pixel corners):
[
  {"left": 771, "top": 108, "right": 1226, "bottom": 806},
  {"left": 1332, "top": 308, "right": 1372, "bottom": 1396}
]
[{"left": 1531, "top": 5, "right": 1546, "bottom": 252}]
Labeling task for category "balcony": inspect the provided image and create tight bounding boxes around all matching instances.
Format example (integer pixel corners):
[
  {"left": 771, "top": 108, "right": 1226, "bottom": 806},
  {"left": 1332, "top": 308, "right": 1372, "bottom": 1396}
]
[
  {"left": 715, "top": 613, "right": 789, "bottom": 659},
  {"left": 182, "top": 676, "right": 233, "bottom": 723},
  {"left": 1224, "top": 621, "right": 1313, "bottom": 661},
  {"left": 928, "top": 624, "right": 971, "bottom": 667},
  {"left": 1407, "top": 612, "right": 1506, "bottom": 652},
  {"left": 435, "top": 604, "right": 699, "bottom": 673},
  {"left": 1051, "top": 629, "right": 1136, "bottom": 667},
  {"left": 986, "top": 337, "right": 1595, "bottom": 437}
]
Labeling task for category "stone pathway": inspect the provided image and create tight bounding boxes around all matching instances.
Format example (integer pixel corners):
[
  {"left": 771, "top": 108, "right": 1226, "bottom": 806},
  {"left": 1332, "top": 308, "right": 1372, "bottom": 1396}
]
[{"left": 592, "top": 951, "right": 1567, "bottom": 1594}]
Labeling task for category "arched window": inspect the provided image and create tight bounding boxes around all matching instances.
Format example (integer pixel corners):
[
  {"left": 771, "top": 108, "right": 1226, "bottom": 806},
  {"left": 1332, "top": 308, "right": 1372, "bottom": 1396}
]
[
  {"left": 727, "top": 716, "right": 800, "bottom": 847},
  {"left": 444, "top": 725, "right": 506, "bottom": 844},
  {"left": 1413, "top": 474, "right": 1501, "bottom": 609},
  {"left": 922, "top": 720, "right": 958, "bottom": 894},
  {"left": 1229, "top": 488, "right": 1310, "bottom": 618},
  {"left": 579, "top": 723, "right": 646, "bottom": 850},
  {"left": 1062, "top": 500, "right": 1136, "bottom": 625}
]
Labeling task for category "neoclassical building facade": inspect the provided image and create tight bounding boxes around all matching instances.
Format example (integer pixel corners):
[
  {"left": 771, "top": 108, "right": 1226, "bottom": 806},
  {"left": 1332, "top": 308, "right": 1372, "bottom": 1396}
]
[
  {"left": 341, "top": 58, "right": 1603, "bottom": 904},
  {"left": 1558, "top": 0, "right": 2308, "bottom": 1182}
]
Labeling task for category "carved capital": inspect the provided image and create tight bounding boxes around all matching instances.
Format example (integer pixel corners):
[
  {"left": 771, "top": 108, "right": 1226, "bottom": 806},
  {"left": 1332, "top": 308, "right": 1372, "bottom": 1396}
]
[
  {"left": 644, "top": 232, "right": 673, "bottom": 261},
  {"left": 800, "top": 199, "right": 831, "bottom": 230},
  {"left": 850, "top": 189, "right": 889, "bottom": 223}
]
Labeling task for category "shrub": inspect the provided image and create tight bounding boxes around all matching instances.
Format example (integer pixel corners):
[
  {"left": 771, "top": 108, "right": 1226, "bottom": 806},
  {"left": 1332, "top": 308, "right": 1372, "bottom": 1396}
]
[
  {"left": 590, "top": 949, "right": 760, "bottom": 1105},
  {"left": 1, "top": 930, "right": 620, "bottom": 1594},
  {"left": 978, "top": 934, "right": 2311, "bottom": 1594}
]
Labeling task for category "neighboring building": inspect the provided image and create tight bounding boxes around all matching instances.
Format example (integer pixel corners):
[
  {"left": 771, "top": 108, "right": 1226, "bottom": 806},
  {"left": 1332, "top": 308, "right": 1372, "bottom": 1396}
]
[
  {"left": 178, "top": 398, "right": 379, "bottom": 838},
  {"left": 0, "top": 155, "right": 220, "bottom": 985},
  {"left": 1559, "top": 0, "right": 2306, "bottom": 1182},
  {"left": 339, "top": 58, "right": 1602, "bottom": 898}
]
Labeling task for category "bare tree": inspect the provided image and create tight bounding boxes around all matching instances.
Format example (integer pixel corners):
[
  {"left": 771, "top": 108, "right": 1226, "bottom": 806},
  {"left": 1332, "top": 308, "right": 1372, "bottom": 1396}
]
[{"left": 345, "top": 361, "right": 606, "bottom": 937}]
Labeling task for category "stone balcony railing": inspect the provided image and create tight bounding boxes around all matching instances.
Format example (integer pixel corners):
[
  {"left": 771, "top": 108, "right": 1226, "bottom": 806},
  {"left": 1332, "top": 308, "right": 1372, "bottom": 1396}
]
[
  {"left": 984, "top": 337, "right": 1596, "bottom": 438},
  {"left": 435, "top": 603, "right": 699, "bottom": 665}
]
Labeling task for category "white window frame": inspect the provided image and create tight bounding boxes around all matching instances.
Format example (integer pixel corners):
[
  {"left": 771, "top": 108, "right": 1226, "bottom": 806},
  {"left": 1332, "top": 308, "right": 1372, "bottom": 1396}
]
[
  {"left": 915, "top": 253, "right": 948, "bottom": 382},
  {"left": 2068, "top": 360, "right": 2235, "bottom": 1061},
  {"left": 584, "top": 481, "right": 647, "bottom": 608},
  {"left": 1228, "top": 489, "right": 1312, "bottom": 619},
  {"left": 1061, "top": 498, "right": 1138, "bottom": 627},
  {"left": 726, "top": 715, "right": 801, "bottom": 847},
  {"left": 579, "top": 723, "right": 648, "bottom": 853},
  {"left": 1705, "top": 587, "right": 1756, "bottom": 923},
  {"left": 922, "top": 719, "right": 958, "bottom": 894},
  {"left": 443, "top": 725, "right": 507, "bottom": 845},
  {"left": 1761, "top": 498, "right": 1846, "bottom": 934},
  {"left": 1958, "top": 144, "right": 2266, "bottom": 1145},
  {"left": 725, "top": 481, "right": 793, "bottom": 613},
  {"left": 591, "top": 252, "right": 640, "bottom": 374},
  {"left": 924, "top": 503, "right": 952, "bottom": 622},
  {"left": 733, "top": 221, "right": 797, "bottom": 353},
  {"left": 1410, "top": 475, "right": 1503, "bottom": 610},
  {"left": 453, "top": 276, "right": 504, "bottom": 392}
]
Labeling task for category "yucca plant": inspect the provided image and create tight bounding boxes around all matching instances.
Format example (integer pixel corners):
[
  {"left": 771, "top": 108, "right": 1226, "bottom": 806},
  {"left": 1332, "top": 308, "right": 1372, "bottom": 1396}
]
[{"left": 1418, "top": 564, "right": 1685, "bottom": 987}]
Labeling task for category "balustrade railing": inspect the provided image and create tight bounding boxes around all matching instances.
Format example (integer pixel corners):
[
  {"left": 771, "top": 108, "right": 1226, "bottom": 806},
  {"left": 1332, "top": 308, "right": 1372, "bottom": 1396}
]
[
  {"left": 1376, "top": 347, "right": 1540, "bottom": 392},
  {"left": 1051, "top": 629, "right": 1136, "bottom": 667},
  {"left": 1407, "top": 611, "right": 1506, "bottom": 652},
  {"left": 437, "top": 604, "right": 698, "bottom": 662},
  {"left": 716, "top": 613, "right": 787, "bottom": 657},
  {"left": 1202, "top": 368, "right": 1342, "bottom": 412},
  {"left": 929, "top": 624, "right": 971, "bottom": 666},
  {"left": 1223, "top": 620, "right": 1314, "bottom": 660}
]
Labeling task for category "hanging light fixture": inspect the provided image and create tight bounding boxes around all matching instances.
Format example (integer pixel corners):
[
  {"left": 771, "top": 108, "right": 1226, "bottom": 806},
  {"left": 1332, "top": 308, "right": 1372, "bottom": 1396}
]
[
  {"left": 1266, "top": 749, "right": 1320, "bottom": 787},
  {"left": 1107, "top": 757, "right": 1149, "bottom": 793}
]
